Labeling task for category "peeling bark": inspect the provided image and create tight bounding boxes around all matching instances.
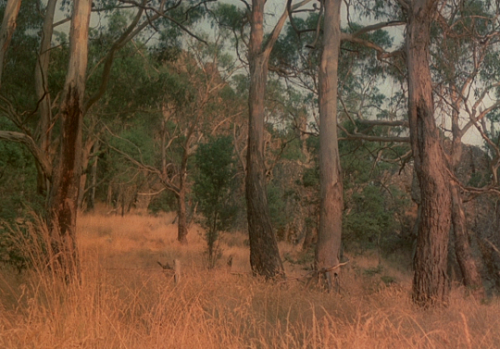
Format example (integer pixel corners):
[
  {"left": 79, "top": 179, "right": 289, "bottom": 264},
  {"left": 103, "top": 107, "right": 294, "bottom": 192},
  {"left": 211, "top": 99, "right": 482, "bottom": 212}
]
[{"left": 47, "top": 0, "right": 92, "bottom": 281}]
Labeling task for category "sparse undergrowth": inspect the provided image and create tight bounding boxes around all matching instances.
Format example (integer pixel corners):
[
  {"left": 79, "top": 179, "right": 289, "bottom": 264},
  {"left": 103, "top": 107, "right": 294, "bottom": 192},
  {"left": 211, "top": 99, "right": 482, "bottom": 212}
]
[{"left": 0, "top": 213, "right": 499, "bottom": 348}]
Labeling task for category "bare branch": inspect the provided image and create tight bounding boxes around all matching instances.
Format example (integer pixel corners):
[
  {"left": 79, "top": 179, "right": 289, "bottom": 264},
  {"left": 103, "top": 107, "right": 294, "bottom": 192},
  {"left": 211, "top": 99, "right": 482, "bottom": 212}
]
[
  {"left": 0, "top": 130, "right": 52, "bottom": 178},
  {"left": 349, "top": 21, "right": 406, "bottom": 38},
  {"left": 357, "top": 119, "right": 409, "bottom": 127},
  {"left": 262, "top": 0, "right": 313, "bottom": 59},
  {"left": 84, "top": 2, "right": 149, "bottom": 113},
  {"left": 338, "top": 124, "right": 410, "bottom": 143}
]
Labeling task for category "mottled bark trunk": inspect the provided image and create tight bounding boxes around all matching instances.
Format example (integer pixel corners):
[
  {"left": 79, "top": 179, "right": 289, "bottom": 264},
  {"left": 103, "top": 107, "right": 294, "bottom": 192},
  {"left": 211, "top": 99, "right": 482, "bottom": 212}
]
[
  {"left": 315, "top": 0, "right": 343, "bottom": 291},
  {"left": 47, "top": 0, "right": 92, "bottom": 281},
  {"left": 246, "top": 0, "right": 284, "bottom": 278},
  {"left": 0, "top": 0, "right": 22, "bottom": 87},
  {"left": 407, "top": 0, "right": 452, "bottom": 307}
]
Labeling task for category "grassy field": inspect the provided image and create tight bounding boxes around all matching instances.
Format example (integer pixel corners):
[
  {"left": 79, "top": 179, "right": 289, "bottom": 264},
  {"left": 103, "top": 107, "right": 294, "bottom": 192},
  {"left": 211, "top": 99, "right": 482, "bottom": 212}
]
[{"left": 1, "top": 212, "right": 499, "bottom": 348}]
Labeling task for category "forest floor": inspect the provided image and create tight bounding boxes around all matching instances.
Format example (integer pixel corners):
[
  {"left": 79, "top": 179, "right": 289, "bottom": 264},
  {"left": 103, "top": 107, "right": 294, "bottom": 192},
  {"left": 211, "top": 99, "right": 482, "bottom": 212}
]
[{"left": 1, "top": 212, "right": 499, "bottom": 348}]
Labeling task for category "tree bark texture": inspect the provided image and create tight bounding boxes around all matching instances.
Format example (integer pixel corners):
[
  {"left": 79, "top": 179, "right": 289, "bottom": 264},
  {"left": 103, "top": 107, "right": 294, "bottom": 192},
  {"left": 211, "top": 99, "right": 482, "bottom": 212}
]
[
  {"left": 407, "top": 0, "right": 452, "bottom": 307},
  {"left": 315, "top": 0, "right": 343, "bottom": 291},
  {"left": 47, "top": 0, "right": 92, "bottom": 281},
  {"left": 246, "top": 0, "right": 284, "bottom": 278},
  {"left": 448, "top": 87, "right": 484, "bottom": 297},
  {"left": 450, "top": 184, "right": 484, "bottom": 295},
  {"left": 0, "top": 0, "right": 22, "bottom": 87}
]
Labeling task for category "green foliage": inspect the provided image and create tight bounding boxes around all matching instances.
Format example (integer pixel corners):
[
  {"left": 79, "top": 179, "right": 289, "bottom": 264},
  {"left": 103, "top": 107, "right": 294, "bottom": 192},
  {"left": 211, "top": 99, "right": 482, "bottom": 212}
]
[
  {"left": 297, "top": 123, "right": 412, "bottom": 254},
  {"left": 148, "top": 191, "right": 178, "bottom": 215},
  {"left": 266, "top": 183, "right": 288, "bottom": 237},
  {"left": 343, "top": 184, "right": 402, "bottom": 251},
  {"left": 194, "top": 136, "right": 238, "bottom": 268}
]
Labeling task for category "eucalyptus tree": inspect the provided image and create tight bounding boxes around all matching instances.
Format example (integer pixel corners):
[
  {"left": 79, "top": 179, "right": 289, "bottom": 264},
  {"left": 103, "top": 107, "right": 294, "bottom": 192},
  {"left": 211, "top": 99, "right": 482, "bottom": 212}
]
[
  {"left": 396, "top": 0, "right": 453, "bottom": 306},
  {"left": 46, "top": 0, "right": 92, "bottom": 279},
  {"left": 107, "top": 37, "right": 242, "bottom": 244},
  {"left": 272, "top": 0, "right": 406, "bottom": 288},
  {"left": 314, "top": 0, "right": 344, "bottom": 290},
  {"left": 429, "top": 0, "right": 500, "bottom": 297},
  {"left": 0, "top": 0, "right": 213, "bottom": 277}
]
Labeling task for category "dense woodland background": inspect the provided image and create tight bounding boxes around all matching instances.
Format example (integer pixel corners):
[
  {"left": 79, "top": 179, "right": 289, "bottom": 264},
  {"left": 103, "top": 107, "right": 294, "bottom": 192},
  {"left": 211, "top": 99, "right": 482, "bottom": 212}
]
[{"left": 1, "top": 0, "right": 500, "bottom": 313}]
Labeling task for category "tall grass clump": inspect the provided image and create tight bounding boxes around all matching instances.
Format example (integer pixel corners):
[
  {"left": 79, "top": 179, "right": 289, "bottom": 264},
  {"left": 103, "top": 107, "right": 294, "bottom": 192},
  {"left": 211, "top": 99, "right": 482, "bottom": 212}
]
[{"left": 0, "top": 213, "right": 500, "bottom": 348}]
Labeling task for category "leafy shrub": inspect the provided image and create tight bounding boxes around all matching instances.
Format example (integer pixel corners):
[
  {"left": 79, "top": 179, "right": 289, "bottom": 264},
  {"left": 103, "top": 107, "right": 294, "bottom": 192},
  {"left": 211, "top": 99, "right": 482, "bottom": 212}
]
[{"left": 194, "top": 136, "right": 238, "bottom": 268}]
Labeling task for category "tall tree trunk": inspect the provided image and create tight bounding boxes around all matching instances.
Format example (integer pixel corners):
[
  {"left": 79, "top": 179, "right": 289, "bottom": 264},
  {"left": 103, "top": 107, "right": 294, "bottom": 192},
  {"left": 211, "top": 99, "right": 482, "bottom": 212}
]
[
  {"left": 47, "top": 0, "right": 92, "bottom": 281},
  {"left": 0, "top": 0, "right": 22, "bottom": 87},
  {"left": 407, "top": 0, "right": 452, "bottom": 307},
  {"left": 176, "top": 146, "right": 189, "bottom": 244},
  {"left": 449, "top": 91, "right": 484, "bottom": 296},
  {"left": 34, "top": 0, "right": 58, "bottom": 196},
  {"left": 450, "top": 184, "right": 484, "bottom": 295},
  {"left": 315, "top": 0, "right": 343, "bottom": 291},
  {"left": 246, "top": 0, "right": 284, "bottom": 278},
  {"left": 177, "top": 186, "right": 188, "bottom": 245},
  {"left": 88, "top": 141, "right": 99, "bottom": 211}
]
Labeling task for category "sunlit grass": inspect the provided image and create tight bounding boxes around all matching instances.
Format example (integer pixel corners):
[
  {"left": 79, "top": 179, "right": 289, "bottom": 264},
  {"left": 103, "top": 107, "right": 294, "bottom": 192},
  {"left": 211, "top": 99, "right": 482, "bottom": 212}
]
[{"left": 1, "top": 212, "right": 499, "bottom": 348}]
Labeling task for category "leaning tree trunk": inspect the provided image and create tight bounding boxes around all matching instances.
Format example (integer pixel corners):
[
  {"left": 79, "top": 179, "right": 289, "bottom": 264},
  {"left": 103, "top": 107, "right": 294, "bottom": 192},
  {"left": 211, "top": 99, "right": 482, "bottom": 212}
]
[
  {"left": 315, "top": 0, "right": 343, "bottom": 291},
  {"left": 449, "top": 101, "right": 484, "bottom": 296},
  {"left": 407, "top": 0, "right": 452, "bottom": 307},
  {"left": 246, "top": 0, "right": 284, "bottom": 278},
  {"left": 450, "top": 184, "right": 484, "bottom": 295},
  {"left": 0, "top": 0, "right": 22, "bottom": 87},
  {"left": 47, "top": 0, "right": 92, "bottom": 281}
]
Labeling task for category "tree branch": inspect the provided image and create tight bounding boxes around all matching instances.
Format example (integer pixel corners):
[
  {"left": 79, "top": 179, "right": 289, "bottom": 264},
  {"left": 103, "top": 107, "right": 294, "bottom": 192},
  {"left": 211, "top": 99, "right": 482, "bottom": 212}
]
[
  {"left": 338, "top": 124, "right": 410, "bottom": 143},
  {"left": 349, "top": 21, "right": 406, "bottom": 38},
  {"left": 0, "top": 130, "right": 52, "bottom": 178},
  {"left": 84, "top": 1, "right": 148, "bottom": 113},
  {"left": 262, "top": 0, "right": 313, "bottom": 59}
]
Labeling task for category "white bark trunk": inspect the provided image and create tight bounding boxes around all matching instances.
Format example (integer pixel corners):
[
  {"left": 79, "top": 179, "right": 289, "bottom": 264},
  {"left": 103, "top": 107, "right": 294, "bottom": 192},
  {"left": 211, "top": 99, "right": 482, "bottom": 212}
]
[{"left": 316, "top": 0, "right": 344, "bottom": 291}]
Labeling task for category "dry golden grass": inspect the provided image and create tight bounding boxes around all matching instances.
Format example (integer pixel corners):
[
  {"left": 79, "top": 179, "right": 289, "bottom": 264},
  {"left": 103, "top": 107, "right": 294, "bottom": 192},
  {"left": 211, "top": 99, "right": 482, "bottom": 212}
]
[{"left": 1, "top": 212, "right": 500, "bottom": 348}]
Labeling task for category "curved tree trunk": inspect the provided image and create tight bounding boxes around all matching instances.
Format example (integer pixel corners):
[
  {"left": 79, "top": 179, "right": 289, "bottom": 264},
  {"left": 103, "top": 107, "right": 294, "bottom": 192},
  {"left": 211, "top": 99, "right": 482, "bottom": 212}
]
[
  {"left": 0, "top": 0, "right": 22, "bottom": 88},
  {"left": 246, "top": 0, "right": 284, "bottom": 278},
  {"left": 47, "top": 0, "right": 92, "bottom": 281},
  {"left": 315, "top": 0, "right": 343, "bottom": 291},
  {"left": 407, "top": 0, "right": 452, "bottom": 307}
]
